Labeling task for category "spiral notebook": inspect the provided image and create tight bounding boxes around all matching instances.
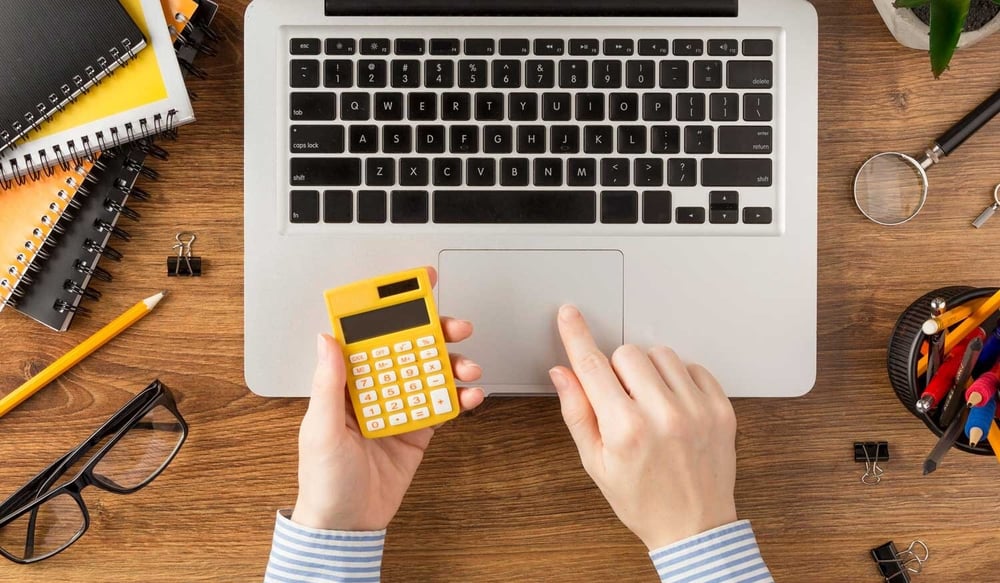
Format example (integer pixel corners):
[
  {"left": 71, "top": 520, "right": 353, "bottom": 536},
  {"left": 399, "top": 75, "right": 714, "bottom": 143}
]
[
  {"left": 0, "top": 0, "right": 194, "bottom": 182},
  {"left": 12, "top": 146, "right": 153, "bottom": 331},
  {"left": 0, "top": 160, "right": 98, "bottom": 311},
  {"left": 0, "top": 1, "right": 146, "bottom": 155}
]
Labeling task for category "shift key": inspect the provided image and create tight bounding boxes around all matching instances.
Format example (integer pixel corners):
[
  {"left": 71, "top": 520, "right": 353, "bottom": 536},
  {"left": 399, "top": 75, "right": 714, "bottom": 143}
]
[
  {"left": 290, "top": 158, "right": 361, "bottom": 186},
  {"left": 701, "top": 159, "right": 772, "bottom": 187}
]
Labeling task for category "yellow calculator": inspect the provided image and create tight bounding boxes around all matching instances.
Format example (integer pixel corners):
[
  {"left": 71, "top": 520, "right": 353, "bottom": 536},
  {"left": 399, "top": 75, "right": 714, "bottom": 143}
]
[{"left": 324, "top": 268, "right": 459, "bottom": 438}]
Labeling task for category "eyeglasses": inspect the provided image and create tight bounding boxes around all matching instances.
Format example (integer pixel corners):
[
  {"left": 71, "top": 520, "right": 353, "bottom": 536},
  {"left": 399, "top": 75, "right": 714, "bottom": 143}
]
[{"left": 0, "top": 380, "right": 187, "bottom": 564}]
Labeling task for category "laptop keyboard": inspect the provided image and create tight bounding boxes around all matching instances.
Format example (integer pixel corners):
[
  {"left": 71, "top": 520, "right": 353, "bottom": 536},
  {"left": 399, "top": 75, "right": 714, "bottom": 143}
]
[{"left": 286, "top": 34, "right": 776, "bottom": 227}]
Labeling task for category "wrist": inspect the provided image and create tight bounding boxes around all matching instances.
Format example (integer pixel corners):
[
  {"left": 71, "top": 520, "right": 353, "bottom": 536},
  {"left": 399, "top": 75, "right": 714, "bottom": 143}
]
[
  {"left": 639, "top": 506, "right": 739, "bottom": 551},
  {"left": 291, "top": 497, "right": 386, "bottom": 532}
]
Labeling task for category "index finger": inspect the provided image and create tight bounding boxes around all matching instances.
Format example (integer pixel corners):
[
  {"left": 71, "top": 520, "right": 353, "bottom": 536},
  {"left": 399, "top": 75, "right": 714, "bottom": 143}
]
[{"left": 557, "top": 305, "right": 631, "bottom": 417}]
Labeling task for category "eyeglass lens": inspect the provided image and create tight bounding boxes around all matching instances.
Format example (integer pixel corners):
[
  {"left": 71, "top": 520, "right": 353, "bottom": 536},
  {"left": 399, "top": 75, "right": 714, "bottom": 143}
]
[
  {"left": 0, "top": 494, "right": 85, "bottom": 562},
  {"left": 93, "top": 405, "right": 185, "bottom": 490}
]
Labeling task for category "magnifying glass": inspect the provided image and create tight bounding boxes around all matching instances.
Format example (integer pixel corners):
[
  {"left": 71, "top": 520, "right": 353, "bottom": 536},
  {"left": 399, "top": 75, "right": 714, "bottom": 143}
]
[{"left": 854, "top": 87, "right": 1000, "bottom": 226}]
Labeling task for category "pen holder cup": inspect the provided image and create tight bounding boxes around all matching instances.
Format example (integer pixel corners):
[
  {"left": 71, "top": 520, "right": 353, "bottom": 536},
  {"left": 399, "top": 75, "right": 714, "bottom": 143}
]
[{"left": 887, "top": 286, "right": 999, "bottom": 456}]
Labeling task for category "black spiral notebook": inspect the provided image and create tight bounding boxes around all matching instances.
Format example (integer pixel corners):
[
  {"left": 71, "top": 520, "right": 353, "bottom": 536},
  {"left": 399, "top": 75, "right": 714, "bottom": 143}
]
[{"left": 0, "top": 0, "right": 147, "bottom": 154}]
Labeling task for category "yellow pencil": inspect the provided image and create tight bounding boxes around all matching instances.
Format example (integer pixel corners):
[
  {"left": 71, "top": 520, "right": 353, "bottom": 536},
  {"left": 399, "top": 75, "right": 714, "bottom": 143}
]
[
  {"left": 921, "top": 297, "right": 990, "bottom": 335},
  {"left": 0, "top": 291, "right": 167, "bottom": 419},
  {"left": 990, "top": 421, "right": 1000, "bottom": 465},
  {"left": 918, "top": 289, "right": 1000, "bottom": 377}
]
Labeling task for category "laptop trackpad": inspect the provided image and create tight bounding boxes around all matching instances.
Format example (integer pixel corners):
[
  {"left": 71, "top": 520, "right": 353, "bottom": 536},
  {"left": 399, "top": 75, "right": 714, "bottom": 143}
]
[{"left": 438, "top": 250, "right": 624, "bottom": 393}]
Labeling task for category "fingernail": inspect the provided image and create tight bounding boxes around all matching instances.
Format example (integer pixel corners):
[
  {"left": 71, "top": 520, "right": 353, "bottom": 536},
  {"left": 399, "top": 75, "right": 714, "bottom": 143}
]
[
  {"left": 549, "top": 367, "right": 566, "bottom": 391},
  {"left": 558, "top": 305, "right": 580, "bottom": 321},
  {"left": 317, "top": 334, "right": 330, "bottom": 361}
]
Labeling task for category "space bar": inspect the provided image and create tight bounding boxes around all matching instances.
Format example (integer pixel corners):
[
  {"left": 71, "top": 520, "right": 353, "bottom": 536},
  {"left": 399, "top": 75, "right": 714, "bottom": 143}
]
[{"left": 433, "top": 190, "right": 597, "bottom": 223}]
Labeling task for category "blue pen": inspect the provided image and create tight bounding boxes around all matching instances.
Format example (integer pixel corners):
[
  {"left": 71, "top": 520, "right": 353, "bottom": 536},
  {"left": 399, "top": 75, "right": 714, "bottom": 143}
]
[
  {"left": 972, "top": 327, "right": 1000, "bottom": 378},
  {"left": 965, "top": 395, "right": 998, "bottom": 447}
]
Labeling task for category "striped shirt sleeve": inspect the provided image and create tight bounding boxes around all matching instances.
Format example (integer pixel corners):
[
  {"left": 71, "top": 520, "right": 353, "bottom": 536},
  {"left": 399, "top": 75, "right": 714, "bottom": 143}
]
[
  {"left": 648, "top": 520, "right": 773, "bottom": 583},
  {"left": 264, "top": 510, "right": 385, "bottom": 583}
]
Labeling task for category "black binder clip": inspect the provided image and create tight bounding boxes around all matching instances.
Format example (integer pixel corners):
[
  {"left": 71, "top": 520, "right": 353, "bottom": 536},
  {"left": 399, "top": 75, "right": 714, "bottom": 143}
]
[
  {"left": 854, "top": 441, "right": 889, "bottom": 485},
  {"left": 168, "top": 232, "right": 202, "bottom": 277},
  {"left": 871, "top": 540, "right": 929, "bottom": 582}
]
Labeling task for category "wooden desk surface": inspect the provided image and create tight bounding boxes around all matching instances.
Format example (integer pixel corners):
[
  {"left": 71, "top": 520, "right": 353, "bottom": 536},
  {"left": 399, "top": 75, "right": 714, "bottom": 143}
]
[{"left": 2, "top": 1, "right": 1000, "bottom": 581}]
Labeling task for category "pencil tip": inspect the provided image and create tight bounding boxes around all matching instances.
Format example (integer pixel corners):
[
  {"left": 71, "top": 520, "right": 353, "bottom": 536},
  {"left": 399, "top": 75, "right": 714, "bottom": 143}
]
[{"left": 922, "top": 463, "right": 935, "bottom": 476}]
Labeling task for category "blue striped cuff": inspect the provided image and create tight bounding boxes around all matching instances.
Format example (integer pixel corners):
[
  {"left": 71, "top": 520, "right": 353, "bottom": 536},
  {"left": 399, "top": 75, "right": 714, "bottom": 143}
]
[
  {"left": 265, "top": 510, "right": 386, "bottom": 583},
  {"left": 648, "top": 520, "right": 773, "bottom": 583}
]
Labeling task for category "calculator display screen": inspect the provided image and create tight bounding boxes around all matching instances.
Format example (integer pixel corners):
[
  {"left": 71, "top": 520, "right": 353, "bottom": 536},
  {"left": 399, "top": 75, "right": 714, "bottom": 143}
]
[{"left": 341, "top": 298, "right": 431, "bottom": 343}]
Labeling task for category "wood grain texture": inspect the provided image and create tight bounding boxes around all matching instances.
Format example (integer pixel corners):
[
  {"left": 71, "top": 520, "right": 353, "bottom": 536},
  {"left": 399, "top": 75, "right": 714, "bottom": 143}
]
[{"left": 2, "top": 1, "right": 1000, "bottom": 581}]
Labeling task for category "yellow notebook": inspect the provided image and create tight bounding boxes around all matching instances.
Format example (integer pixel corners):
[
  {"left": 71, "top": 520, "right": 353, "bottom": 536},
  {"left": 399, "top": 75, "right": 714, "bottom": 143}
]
[
  {"left": 0, "top": 159, "right": 96, "bottom": 311},
  {"left": 0, "top": 0, "right": 194, "bottom": 180}
]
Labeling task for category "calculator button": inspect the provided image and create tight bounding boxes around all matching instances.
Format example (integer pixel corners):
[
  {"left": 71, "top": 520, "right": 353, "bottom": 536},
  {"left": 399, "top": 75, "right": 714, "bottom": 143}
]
[
  {"left": 375, "top": 358, "right": 393, "bottom": 371},
  {"left": 394, "top": 340, "right": 414, "bottom": 352},
  {"left": 349, "top": 352, "right": 368, "bottom": 364},
  {"left": 355, "top": 376, "right": 374, "bottom": 390},
  {"left": 359, "top": 390, "right": 377, "bottom": 403},
  {"left": 427, "top": 373, "right": 446, "bottom": 388},
  {"left": 401, "top": 366, "right": 420, "bottom": 379},
  {"left": 389, "top": 412, "right": 408, "bottom": 426},
  {"left": 366, "top": 418, "right": 386, "bottom": 431},
  {"left": 411, "top": 407, "right": 430, "bottom": 420},
  {"left": 423, "top": 359, "right": 442, "bottom": 373},
  {"left": 416, "top": 335, "right": 435, "bottom": 347},
  {"left": 382, "top": 385, "right": 401, "bottom": 398},
  {"left": 362, "top": 404, "right": 382, "bottom": 418},
  {"left": 352, "top": 364, "right": 371, "bottom": 375},
  {"left": 419, "top": 347, "right": 439, "bottom": 359},
  {"left": 407, "top": 394, "right": 427, "bottom": 406},
  {"left": 386, "top": 398, "right": 404, "bottom": 412},
  {"left": 430, "top": 388, "right": 453, "bottom": 414},
  {"left": 372, "top": 346, "right": 390, "bottom": 358},
  {"left": 378, "top": 371, "right": 398, "bottom": 384},
  {"left": 404, "top": 380, "right": 424, "bottom": 392},
  {"left": 397, "top": 353, "right": 416, "bottom": 365}
]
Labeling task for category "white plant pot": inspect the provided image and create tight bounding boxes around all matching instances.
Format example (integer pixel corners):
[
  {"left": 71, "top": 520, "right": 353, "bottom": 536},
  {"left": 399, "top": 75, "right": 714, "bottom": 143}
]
[{"left": 872, "top": 0, "right": 1000, "bottom": 50}]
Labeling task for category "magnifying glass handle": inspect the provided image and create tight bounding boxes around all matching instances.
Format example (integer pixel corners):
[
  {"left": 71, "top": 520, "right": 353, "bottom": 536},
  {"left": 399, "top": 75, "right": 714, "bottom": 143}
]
[{"left": 934, "top": 86, "right": 1000, "bottom": 157}]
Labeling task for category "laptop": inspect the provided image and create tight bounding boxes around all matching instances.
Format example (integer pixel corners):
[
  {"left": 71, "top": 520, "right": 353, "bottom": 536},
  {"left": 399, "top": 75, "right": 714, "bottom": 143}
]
[{"left": 243, "top": 0, "right": 818, "bottom": 398}]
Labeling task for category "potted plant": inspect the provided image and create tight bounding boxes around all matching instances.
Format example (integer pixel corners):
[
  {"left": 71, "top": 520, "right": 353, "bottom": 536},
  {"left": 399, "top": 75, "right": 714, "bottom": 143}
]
[{"left": 872, "top": 0, "right": 1000, "bottom": 76}]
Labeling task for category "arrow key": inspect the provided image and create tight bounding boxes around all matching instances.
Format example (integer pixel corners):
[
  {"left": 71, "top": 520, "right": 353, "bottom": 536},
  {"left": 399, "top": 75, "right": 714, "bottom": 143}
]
[
  {"left": 743, "top": 207, "right": 773, "bottom": 224},
  {"left": 710, "top": 209, "right": 738, "bottom": 224},
  {"left": 676, "top": 207, "right": 706, "bottom": 224}
]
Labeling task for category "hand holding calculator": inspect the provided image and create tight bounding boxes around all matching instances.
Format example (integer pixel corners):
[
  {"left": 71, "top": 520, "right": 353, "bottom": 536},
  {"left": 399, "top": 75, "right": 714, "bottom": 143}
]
[{"left": 324, "top": 268, "right": 461, "bottom": 438}]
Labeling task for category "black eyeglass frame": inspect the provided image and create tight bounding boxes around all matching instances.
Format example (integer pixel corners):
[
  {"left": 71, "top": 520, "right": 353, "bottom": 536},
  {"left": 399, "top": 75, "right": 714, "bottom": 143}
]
[{"left": 0, "top": 379, "right": 187, "bottom": 564}]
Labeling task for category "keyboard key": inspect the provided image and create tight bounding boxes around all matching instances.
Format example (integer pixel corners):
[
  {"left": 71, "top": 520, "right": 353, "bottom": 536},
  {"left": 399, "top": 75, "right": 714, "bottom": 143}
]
[
  {"left": 618, "top": 126, "right": 647, "bottom": 154},
  {"left": 743, "top": 207, "right": 773, "bottom": 224},
  {"left": 643, "top": 191, "right": 672, "bottom": 224},
  {"left": 458, "top": 60, "right": 488, "bottom": 88},
  {"left": 290, "top": 38, "right": 321, "bottom": 55},
  {"left": 677, "top": 207, "right": 706, "bottom": 224},
  {"left": 560, "top": 61, "right": 588, "bottom": 88},
  {"left": 417, "top": 126, "right": 445, "bottom": 154},
  {"left": 358, "top": 60, "right": 387, "bottom": 87},
  {"left": 290, "top": 92, "right": 335, "bottom": 121},
  {"left": 324, "top": 190, "right": 352, "bottom": 223},
  {"left": 651, "top": 126, "right": 681, "bottom": 154},
  {"left": 356, "top": 376, "right": 375, "bottom": 389},
  {"left": 576, "top": 93, "right": 605, "bottom": 121},
  {"left": 476, "top": 93, "right": 505, "bottom": 120},
  {"left": 584, "top": 126, "right": 613, "bottom": 154},
  {"left": 676, "top": 93, "right": 706, "bottom": 121},
  {"left": 609, "top": 94, "right": 639, "bottom": 121},
  {"left": 426, "top": 60, "right": 455, "bottom": 88},
  {"left": 601, "top": 191, "right": 638, "bottom": 224},
  {"left": 684, "top": 126, "right": 714, "bottom": 154},
  {"left": 450, "top": 125, "right": 478, "bottom": 152},
  {"left": 411, "top": 407, "right": 430, "bottom": 420},
  {"left": 710, "top": 93, "right": 739, "bottom": 121},
  {"left": 467, "top": 158, "right": 496, "bottom": 185},
  {"left": 710, "top": 209, "right": 739, "bottom": 224},
  {"left": 361, "top": 38, "right": 390, "bottom": 55},
  {"left": 433, "top": 158, "right": 462, "bottom": 186},
  {"left": 667, "top": 158, "right": 697, "bottom": 187},
  {"left": 718, "top": 126, "right": 772, "bottom": 154},
  {"left": 442, "top": 93, "right": 471, "bottom": 120},
  {"left": 366, "top": 418, "right": 385, "bottom": 432},
  {"left": 430, "top": 38, "right": 460, "bottom": 55},
  {"left": 601, "top": 158, "right": 629, "bottom": 187},
  {"left": 382, "top": 385, "right": 401, "bottom": 398},
  {"left": 289, "top": 190, "right": 319, "bottom": 223},
  {"left": 693, "top": 60, "right": 723, "bottom": 89},
  {"left": 325, "top": 38, "right": 356, "bottom": 55},
  {"left": 500, "top": 38, "right": 530, "bottom": 56},
  {"left": 550, "top": 126, "right": 579, "bottom": 154},
  {"left": 570, "top": 39, "right": 600, "bottom": 56},
  {"left": 493, "top": 60, "right": 521, "bottom": 88},
  {"left": 404, "top": 379, "right": 423, "bottom": 392},
  {"left": 728, "top": 61, "right": 773, "bottom": 89},
  {"left": 400, "top": 158, "right": 429, "bottom": 186},
  {"left": 349, "top": 352, "right": 368, "bottom": 364},
  {"left": 534, "top": 158, "right": 563, "bottom": 186},
  {"left": 642, "top": 94, "right": 672, "bottom": 121},
  {"left": 710, "top": 190, "right": 739, "bottom": 209},
  {"left": 378, "top": 371, "right": 398, "bottom": 385},
  {"left": 465, "top": 38, "right": 495, "bottom": 55},
  {"left": 423, "top": 359, "right": 443, "bottom": 373},
  {"left": 484, "top": 126, "right": 513, "bottom": 153},
  {"left": 567, "top": 159, "right": 597, "bottom": 186},
  {"left": 383, "top": 125, "right": 412, "bottom": 153},
  {"left": 417, "top": 335, "right": 435, "bottom": 347},
  {"left": 542, "top": 93, "right": 571, "bottom": 121},
  {"left": 659, "top": 61, "right": 689, "bottom": 89},
  {"left": 708, "top": 39, "right": 739, "bottom": 57},
  {"left": 743, "top": 93, "right": 773, "bottom": 122},
  {"left": 290, "top": 125, "right": 344, "bottom": 154},
  {"left": 398, "top": 353, "right": 417, "bottom": 366},
  {"left": 701, "top": 159, "right": 773, "bottom": 187},
  {"left": 409, "top": 93, "right": 437, "bottom": 121},
  {"left": 407, "top": 394, "right": 427, "bottom": 407},
  {"left": 324, "top": 60, "right": 353, "bottom": 87},
  {"left": 348, "top": 125, "right": 378, "bottom": 153},
  {"left": 593, "top": 61, "right": 622, "bottom": 88},
  {"left": 394, "top": 38, "right": 425, "bottom": 55},
  {"left": 673, "top": 39, "right": 704, "bottom": 56},
  {"left": 743, "top": 39, "right": 774, "bottom": 57},
  {"left": 391, "top": 190, "right": 429, "bottom": 223},
  {"left": 358, "top": 190, "right": 387, "bottom": 223},
  {"left": 290, "top": 60, "right": 320, "bottom": 87},
  {"left": 290, "top": 158, "right": 361, "bottom": 186},
  {"left": 374, "top": 356, "right": 392, "bottom": 368},
  {"left": 634, "top": 159, "right": 664, "bottom": 186},
  {"left": 526, "top": 60, "right": 556, "bottom": 88},
  {"left": 374, "top": 93, "right": 404, "bottom": 120},
  {"left": 509, "top": 93, "right": 539, "bottom": 121},
  {"left": 391, "top": 60, "right": 421, "bottom": 87},
  {"left": 430, "top": 388, "right": 453, "bottom": 413},
  {"left": 359, "top": 390, "right": 377, "bottom": 403},
  {"left": 604, "top": 39, "right": 634, "bottom": 56},
  {"left": 366, "top": 158, "right": 395, "bottom": 185},
  {"left": 639, "top": 39, "right": 669, "bottom": 56},
  {"left": 534, "top": 39, "right": 565, "bottom": 55},
  {"left": 400, "top": 366, "right": 420, "bottom": 379},
  {"left": 433, "top": 190, "right": 597, "bottom": 223},
  {"left": 388, "top": 411, "right": 407, "bottom": 426},
  {"left": 419, "top": 347, "right": 439, "bottom": 359},
  {"left": 500, "top": 158, "right": 529, "bottom": 186},
  {"left": 341, "top": 92, "right": 370, "bottom": 120},
  {"left": 517, "top": 126, "right": 546, "bottom": 153},
  {"left": 626, "top": 61, "right": 655, "bottom": 89}
]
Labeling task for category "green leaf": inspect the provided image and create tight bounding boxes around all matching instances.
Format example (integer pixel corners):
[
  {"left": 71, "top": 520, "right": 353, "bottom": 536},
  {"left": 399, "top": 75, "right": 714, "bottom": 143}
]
[
  {"left": 894, "top": 0, "right": 930, "bottom": 7},
  {"left": 929, "top": 0, "right": 970, "bottom": 77}
]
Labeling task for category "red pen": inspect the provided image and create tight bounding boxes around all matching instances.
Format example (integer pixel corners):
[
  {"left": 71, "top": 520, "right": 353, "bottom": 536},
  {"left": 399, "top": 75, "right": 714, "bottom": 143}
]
[
  {"left": 966, "top": 372, "right": 1000, "bottom": 407},
  {"left": 916, "top": 328, "right": 987, "bottom": 413}
]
